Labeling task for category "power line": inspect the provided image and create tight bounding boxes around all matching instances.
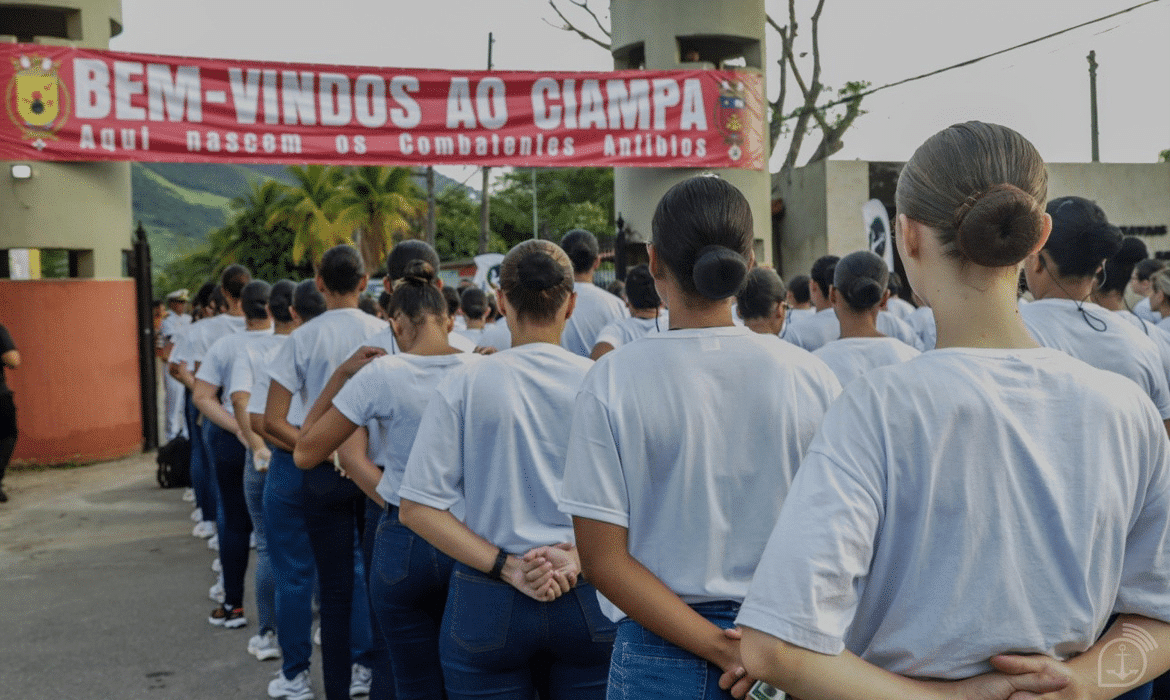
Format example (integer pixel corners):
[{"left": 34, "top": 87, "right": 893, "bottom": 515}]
[{"left": 778, "top": 0, "right": 1163, "bottom": 123}]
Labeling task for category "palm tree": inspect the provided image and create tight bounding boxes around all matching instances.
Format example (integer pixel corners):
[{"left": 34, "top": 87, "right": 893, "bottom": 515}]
[
  {"left": 329, "top": 166, "right": 426, "bottom": 275},
  {"left": 267, "top": 164, "right": 350, "bottom": 269}
]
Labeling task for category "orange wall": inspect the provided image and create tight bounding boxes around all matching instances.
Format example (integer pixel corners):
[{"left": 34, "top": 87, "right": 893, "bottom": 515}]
[{"left": 0, "top": 280, "right": 143, "bottom": 464}]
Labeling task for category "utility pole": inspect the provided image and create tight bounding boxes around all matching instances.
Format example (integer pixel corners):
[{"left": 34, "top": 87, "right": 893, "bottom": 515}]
[
  {"left": 1088, "top": 50, "right": 1100, "bottom": 162},
  {"left": 479, "top": 32, "right": 494, "bottom": 254},
  {"left": 425, "top": 166, "right": 436, "bottom": 247}
]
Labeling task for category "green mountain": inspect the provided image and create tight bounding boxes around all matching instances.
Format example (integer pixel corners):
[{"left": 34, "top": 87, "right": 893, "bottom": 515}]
[{"left": 133, "top": 163, "right": 472, "bottom": 277}]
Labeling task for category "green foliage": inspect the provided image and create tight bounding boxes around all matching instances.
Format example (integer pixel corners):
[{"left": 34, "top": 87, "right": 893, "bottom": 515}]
[
  {"left": 267, "top": 164, "right": 350, "bottom": 267},
  {"left": 1161, "top": 149, "right": 1170, "bottom": 163},
  {"left": 329, "top": 166, "right": 426, "bottom": 274},
  {"left": 434, "top": 187, "right": 508, "bottom": 260},
  {"left": 493, "top": 167, "right": 615, "bottom": 245}
]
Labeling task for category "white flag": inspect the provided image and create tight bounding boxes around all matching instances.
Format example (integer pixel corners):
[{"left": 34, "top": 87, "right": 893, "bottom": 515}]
[
  {"left": 473, "top": 253, "right": 505, "bottom": 291},
  {"left": 862, "top": 199, "right": 894, "bottom": 271}
]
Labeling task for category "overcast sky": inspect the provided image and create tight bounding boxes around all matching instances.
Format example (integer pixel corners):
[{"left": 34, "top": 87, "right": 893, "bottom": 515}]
[{"left": 109, "top": 0, "right": 1170, "bottom": 184}]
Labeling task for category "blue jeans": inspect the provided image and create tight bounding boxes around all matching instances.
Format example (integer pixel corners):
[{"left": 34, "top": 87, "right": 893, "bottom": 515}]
[
  {"left": 370, "top": 505, "right": 455, "bottom": 700},
  {"left": 184, "top": 392, "right": 216, "bottom": 520},
  {"left": 301, "top": 461, "right": 375, "bottom": 700},
  {"left": 209, "top": 423, "right": 250, "bottom": 609},
  {"left": 440, "top": 563, "right": 614, "bottom": 700},
  {"left": 265, "top": 447, "right": 317, "bottom": 680},
  {"left": 244, "top": 449, "right": 275, "bottom": 634},
  {"left": 202, "top": 418, "right": 226, "bottom": 537},
  {"left": 608, "top": 601, "right": 739, "bottom": 700},
  {"left": 362, "top": 498, "right": 394, "bottom": 700}
]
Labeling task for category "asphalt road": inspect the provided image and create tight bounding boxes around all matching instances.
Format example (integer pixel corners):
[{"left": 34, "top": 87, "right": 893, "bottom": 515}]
[{"left": 0, "top": 452, "right": 327, "bottom": 699}]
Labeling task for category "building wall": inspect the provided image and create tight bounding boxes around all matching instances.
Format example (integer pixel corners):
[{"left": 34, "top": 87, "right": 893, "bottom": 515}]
[
  {"left": 776, "top": 160, "right": 1170, "bottom": 279},
  {"left": 610, "top": 0, "right": 772, "bottom": 266},
  {"left": 0, "top": 280, "right": 142, "bottom": 464}
]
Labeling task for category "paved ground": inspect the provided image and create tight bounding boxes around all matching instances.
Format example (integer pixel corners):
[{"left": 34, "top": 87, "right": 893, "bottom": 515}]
[{"left": 0, "top": 452, "right": 327, "bottom": 699}]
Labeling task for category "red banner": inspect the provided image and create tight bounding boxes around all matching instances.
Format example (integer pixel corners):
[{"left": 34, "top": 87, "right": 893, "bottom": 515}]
[{"left": 1, "top": 45, "right": 765, "bottom": 170}]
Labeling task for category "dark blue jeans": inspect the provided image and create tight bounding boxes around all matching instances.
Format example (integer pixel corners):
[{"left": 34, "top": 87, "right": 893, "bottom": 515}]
[
  {"left": 608, "top": 601, "right": 739, "bottom": 700},
  {"left": 184, "top": 391, "right": 216, "bottom": 521},
  {"left": 301, "top": 461, "right": 373, "bottom": 700},
  {"left": 208, "top": 422, "right": 250, "bottom": 609},
  {"left": 361, "top": 498, "right": 394, "bottom": 700},
  {"left": 439, "top": 562, "right": 614, "bottom": 700},
  {"left": 264, "top": 448, "right": 317, "bottom": 680},
  {"left": 370, "top": 505, "right": 455, "bottom": 700}
]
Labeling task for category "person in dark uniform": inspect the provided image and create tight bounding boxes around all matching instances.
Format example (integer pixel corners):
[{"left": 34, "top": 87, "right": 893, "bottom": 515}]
[{"left": 0, "top": 322, "right": 20, "bottom": 503}]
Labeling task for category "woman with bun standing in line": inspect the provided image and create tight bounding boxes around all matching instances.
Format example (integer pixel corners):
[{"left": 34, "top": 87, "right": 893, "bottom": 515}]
[
  {"left": 1093, "top": 238, "right": 1170, "bottom": 390},
  {"left": 735, "top": 267, "right": 787, "bottom": 337},
  {"left": 398, "top": 240, "right": 615, "bottom": 700},
  {"left": 1019, "top": 196, "right": 1170, "bottom": 434},
  {"left": 560, "top": 176, "right": 842, "bottom": 699},
  {"left": 813, "top": 250, "right": 920, "bottom": 388},
  {"left": 734, "top": 122, "right": 1170, "bottom": 700}
]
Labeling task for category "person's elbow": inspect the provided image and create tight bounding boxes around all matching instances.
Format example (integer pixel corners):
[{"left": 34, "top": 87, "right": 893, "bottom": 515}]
[
  {"left": 398, "top": 499, "right": 421, "bottom": 530},
  {"left": 291, "top": 442, "right": 315, "bottom": 470},
  {"left": 739, "top": 627, "right": 805, "bottom": 691}
]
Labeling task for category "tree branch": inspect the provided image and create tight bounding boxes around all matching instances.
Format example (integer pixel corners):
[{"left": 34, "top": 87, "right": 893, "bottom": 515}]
[
  {"left": 547, "top": 0, "right": 611, "bottom": 50},
  {"left": 568, "top": 0, "right": 610, "bottom": 39}
]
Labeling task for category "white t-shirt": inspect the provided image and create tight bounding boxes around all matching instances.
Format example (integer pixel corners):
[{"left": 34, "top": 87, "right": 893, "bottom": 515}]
[
  {"left": 782, "top": 308, "right": 922, "bottom": 351},
  {"left": 593, "top": 313, "right": 666, "bottom": 352},
  {"left": 1021, "top": 298, "right": 1170, "bottom": 419},
  {"left": 1135, "top": 296, "right": 1162, "bottom": 324},
  {"left": 332, "top": 352, "right": 480, "bottom": 507},
  {"left": 159, "top": 311, "right": 191, "bottom": 346},
  {"left": 737, "top": 347, "right": 1170, "bottom": 679},
  {"left": 561, "top": 282, "right": 627, "bottom": 356},
  {"left": 780, "top": 307, "right": 814, "bottom": 339},
  {"left": 813, "top": 336, "right": 921, "bottom": 388},
  {"left": 907, "top": 306, "right": 937, "bottom": 351},
  {"left": 1117, "top": 310, "right": 1170, "bottom": 387},
  {"left": 230, "top": 333, "right": 291, "bottom": 417},
  {"left": 477, "top": 320, "right": 512, "bottom": 351},
  {"left": 185, "top": 314, "right": 247, "bottom": 366},
  {"left": 268, "top": 308, "right": 387, "bottom": 427},
  {"left": 559, "top": 326, "right": 842, "bottom": 622},
  {"left": 885, "top": 296, "right": 916, "bottom": 321},
  {"left": 400, "top": 343, "right": 593, "bottom": 553},
  {"left": 453, "top": 327, "right": 485, "bottom": 347},
  {"left": 196, "top": 327, "right": 273, "bottom": 413},
  {"left": 168, "top": 324, "right": 196, "bottom": 370}
]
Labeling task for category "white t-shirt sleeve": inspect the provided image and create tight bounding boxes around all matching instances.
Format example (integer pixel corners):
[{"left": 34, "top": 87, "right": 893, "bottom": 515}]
[
  {"left": 559, "top": 388, "right": 631, "bottom": 528},
  {"left": 267, "top": 333, "right": 302, "bottom": 395},
  {"left": 736, "top": 399, "right": 884, "bottom": 655},
  {"left": 398, "top": 382, "right": 464, "bottom": 512},
  {"left": 227, "top": 355, "right": 253, "bottom": 398},
  {"left": 1115, "top": 428, "right": 1170, "bottom": 621},
  {"left": 194, "top": 341, "right": 227, "bottom": 387},
  {"left": 593, "top": 320, "right": 624, "bottom": 351},
  {"left": 332, "top": 364, "right": 380, "bottom": 428}
]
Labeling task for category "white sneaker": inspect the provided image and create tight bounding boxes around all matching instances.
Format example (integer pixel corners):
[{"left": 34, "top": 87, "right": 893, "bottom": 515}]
[
  {"left": 248, "top": 631, "right": 282, "bottom": 661},
  {"left": 190, "top": 507, "right": 203, "bottom": 522},
  {"left": 192, "top": 520, "right": 215, "bottom": 538},
  {"left": 268, "top": 670, "right": 314, "bottom": 700},
  {"left": 250, "top": 532, "right": 258, "bottom": 549},
  {"left": 313, "top": 626, "right": 321, "bottom": 646},
  {"left": 207, "top": 534, "right": 219, "bottom": 551},
  {"left": 211, "top": 557, "right": 222, "bottom": 573},
  {"left": 182, "top": 488, "right": 196, "bottom": 503},
  {"left": 209, "top": 577, "right": 225, "bottom": 604},
  {"left": 349, "top": 663, "right": 372, "bottom": 697}
]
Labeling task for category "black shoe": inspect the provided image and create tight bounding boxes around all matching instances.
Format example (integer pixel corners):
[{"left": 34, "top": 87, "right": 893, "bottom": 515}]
[{"left": 0, "top": 488, "right": 8, "bottom": 503}]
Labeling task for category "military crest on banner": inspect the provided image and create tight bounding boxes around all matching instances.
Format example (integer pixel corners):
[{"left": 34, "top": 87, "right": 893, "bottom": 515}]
[
  {"left": 715, "top": 80, "right": 746, "bottom": 162},
  {"left": 5, "top": 54, "right": 70, "bottom": 148}
]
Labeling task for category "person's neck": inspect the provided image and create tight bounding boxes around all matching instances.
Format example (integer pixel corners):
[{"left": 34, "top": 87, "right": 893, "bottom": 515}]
[
  {"left": 324, "top": 291, "right": 361, "bottom": 311},
  {"left": 245, "top": 318, "right": 272, "bottom": 332},
  {"left": 466, "top": 318, "right": 486, "bottom": 330},
  {"left": 1093, "top": 291, "right": 1124, "bottom": 312},
  {"left": 930, "top": 269, "right": 1039, "bottom": 350},
  {"left": 401, "top": 324, "right": 460, "bottom": 355},
  {"left": 573, "top": 273, "right": 592, "bottom": 284},
  {"left": 836, "top": 308, "right": 883, "bottom": 339},
  {"left": 632, "top": 307, "right": 659, "bottom": 320},
  {"left": 744, "top": 317, "right": 781, "bottom": 335},
  {"left": 791, "top": 303, "right": 811, "bottom": 311},
  {"left": 226, "top": 300, "right": 244, "bottom": 317},
  {"left": 274, "top": 320, "right": 296, "bottom": 335},
  {"left": 665, "top": 295, "right": 734, "bottom": 330},
  {"left": 509, "top": 319, "right": 565, "bottom": 347},
  {"left": 1033, "top": 275, "right": 1094, "bottom": 303},
  {"left": 812, "top": 294, "right": 831, "bottom": 312}
]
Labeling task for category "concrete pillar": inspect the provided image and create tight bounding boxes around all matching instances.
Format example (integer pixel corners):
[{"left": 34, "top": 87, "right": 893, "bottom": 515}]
[
  {"left": 1, "top": 0, "right": 140, "bottom": 464},
  {"left": 610, "top": 0, "right": 772, "bottom": 265}
]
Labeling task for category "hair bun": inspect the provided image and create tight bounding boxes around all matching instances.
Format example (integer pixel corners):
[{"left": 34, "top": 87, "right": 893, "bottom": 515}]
[
  {"left": 954, "top": 183, "right": 1045, "bottom": 267},
  {"left": 692, "top": 245, "right": 748, "bottom": 300},
  {"left": 399, "top": 259, "right": 436, "bottom": 288},
  {"left": 844, "top": 278, "right": 883, "bottom": 309},
  {"left": 517, "top": 252, "right": 567, "bottom": 291}
]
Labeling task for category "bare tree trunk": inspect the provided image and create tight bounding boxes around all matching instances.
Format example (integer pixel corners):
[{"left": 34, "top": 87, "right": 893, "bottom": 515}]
[
  {"left": 426, "top": 166, "right": 436, "bottom": 248},
  {"left": 478, "top": 168, "right": 490, "bottom": 255}
]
